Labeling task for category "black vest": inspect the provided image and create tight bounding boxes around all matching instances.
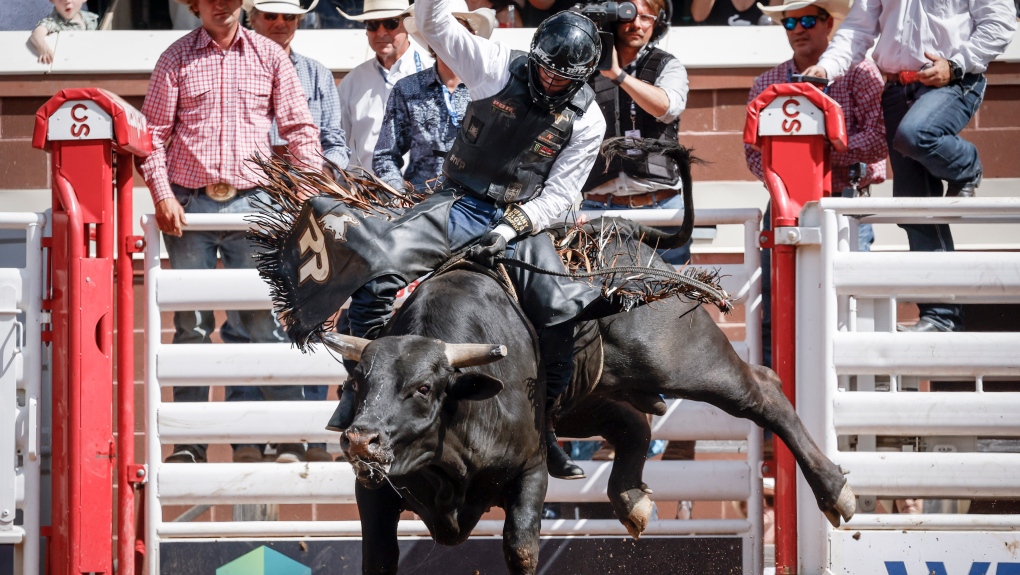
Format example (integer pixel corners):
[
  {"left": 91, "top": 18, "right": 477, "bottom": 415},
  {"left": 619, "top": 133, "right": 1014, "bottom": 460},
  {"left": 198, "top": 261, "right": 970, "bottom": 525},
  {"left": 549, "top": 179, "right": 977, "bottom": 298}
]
[
  {"left": 583, "top": 48, "right": 680, "bottom": 191},
  {"left": 443, "top": 52, "right": 595, "bottom": 206}
]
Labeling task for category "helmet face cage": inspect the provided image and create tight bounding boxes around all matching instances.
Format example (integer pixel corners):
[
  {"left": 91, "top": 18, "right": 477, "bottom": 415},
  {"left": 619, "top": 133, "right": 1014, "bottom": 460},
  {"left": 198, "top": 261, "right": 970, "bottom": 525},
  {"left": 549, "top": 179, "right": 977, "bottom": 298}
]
[{"left": 527, "top": 12, "right": 601, "bottom": 109}]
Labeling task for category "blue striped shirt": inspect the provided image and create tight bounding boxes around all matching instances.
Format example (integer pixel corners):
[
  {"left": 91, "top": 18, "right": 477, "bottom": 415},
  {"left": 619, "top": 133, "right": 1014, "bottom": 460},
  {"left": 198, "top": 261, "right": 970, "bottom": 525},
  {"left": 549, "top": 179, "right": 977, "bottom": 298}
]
[{"left": 271, "top": 51, "right": 350, "bottom": 169}]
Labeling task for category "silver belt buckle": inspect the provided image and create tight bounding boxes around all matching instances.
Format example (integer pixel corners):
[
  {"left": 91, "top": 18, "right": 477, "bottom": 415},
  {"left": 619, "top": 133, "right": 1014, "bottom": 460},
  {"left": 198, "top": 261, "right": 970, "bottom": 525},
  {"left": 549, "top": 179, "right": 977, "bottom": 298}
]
[{"left": 205, "top": 183, "right": 238, "bottom": 202}]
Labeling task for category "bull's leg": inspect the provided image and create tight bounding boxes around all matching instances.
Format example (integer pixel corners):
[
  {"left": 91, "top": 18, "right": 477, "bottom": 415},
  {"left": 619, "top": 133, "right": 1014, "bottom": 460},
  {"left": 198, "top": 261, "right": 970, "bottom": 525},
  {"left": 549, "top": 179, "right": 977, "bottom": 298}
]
[
  {"left": 501, "top": 463, "right": 548, "bottom": 575},
  {"left": 597, "top": 401, "right": 656, "bottom": 539},
  {"left": 557, "top": 400, "right": 655, "bottom": 539},
  {"left": 685, "top": 361, "right": 853, "bottom": 527},
  {"left": 356, "top": 482, "right": 403, "bottom": 575}
]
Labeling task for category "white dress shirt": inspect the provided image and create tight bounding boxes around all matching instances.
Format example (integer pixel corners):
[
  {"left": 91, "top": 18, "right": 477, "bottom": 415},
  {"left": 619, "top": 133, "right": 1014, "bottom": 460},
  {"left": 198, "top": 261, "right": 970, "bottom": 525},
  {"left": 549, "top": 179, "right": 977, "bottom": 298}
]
[
  {"left": 818, "top": 0, "right": 1017, "bottom": 79},
  {"left": 337, "top": 42, "right": 433, "bottom": 173},
  {"left": 415, "top": 0, "right": 607, "bottom": 233}
]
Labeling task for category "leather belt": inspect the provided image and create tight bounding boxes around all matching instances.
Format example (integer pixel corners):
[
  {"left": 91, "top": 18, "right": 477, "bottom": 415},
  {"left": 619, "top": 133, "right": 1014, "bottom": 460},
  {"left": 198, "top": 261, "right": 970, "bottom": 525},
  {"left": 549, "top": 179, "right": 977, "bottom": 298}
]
[
  {"left": 205, "top": 183, "right": 238, "bottom": 202},
  {"left": 584, "top": 189, "right": 678, "bottom": 208},
  {"left": 884, "top": 70, "right": 921, "bottom": 85}
]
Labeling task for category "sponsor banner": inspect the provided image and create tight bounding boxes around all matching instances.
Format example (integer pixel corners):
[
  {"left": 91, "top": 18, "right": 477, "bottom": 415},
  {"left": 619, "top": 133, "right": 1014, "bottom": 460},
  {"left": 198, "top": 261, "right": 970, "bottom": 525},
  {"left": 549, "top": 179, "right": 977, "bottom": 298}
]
[
  {"left": 162, "top": 536, "right": 742, "bottom": 575},
  {"left": 830, "top": 531, "right": 1020, "bottom": 575}
]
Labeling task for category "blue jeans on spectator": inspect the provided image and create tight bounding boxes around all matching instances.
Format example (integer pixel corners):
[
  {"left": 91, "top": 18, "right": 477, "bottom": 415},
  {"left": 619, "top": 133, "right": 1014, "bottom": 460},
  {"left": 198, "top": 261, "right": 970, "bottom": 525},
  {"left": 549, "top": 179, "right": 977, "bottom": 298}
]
[
  {"left": 882, "top": 75, "right": 986, "bottom": 331},
  {"left": 581, "top": 191, "right": 693, "bottom": 266},
  {"left": 165, "top": 185, "right": 304, "bottom": 459}
]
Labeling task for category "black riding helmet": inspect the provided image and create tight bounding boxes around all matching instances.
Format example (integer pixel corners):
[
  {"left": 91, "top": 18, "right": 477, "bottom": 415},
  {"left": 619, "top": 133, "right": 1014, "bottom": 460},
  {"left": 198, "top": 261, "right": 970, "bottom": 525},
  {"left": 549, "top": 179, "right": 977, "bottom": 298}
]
[{"left": 528, "top": 11, "right": 601, "bottom": 109}]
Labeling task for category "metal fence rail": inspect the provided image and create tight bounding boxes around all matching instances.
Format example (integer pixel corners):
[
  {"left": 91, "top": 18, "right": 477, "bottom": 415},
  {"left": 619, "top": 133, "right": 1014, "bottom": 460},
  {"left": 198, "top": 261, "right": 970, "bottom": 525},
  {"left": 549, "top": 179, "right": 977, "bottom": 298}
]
[
  {"left": 796, "top": 198, "right": 1020, "bottom": 574},
  {"left": 0, "top": 213, "right": 45, "bottom": 575},
  {"left": 143, "top": 208, "right": 766, "bottom": 575}
]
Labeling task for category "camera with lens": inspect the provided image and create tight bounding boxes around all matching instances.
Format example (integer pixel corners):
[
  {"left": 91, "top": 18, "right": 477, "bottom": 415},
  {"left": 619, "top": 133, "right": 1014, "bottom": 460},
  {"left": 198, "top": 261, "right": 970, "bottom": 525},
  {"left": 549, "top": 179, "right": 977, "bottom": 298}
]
[{"left": 569, "top": 1, "right": 637, "bottom": 70}]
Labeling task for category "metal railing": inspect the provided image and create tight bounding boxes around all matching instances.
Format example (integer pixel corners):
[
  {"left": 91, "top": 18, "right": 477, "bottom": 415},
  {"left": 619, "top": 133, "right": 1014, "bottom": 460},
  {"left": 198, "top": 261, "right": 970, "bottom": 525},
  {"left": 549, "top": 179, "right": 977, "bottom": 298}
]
[
  {"left": 143, "top": 208, "right": 766, "bottom": 574},
  {"left": 795, "top": 198, "right": 1020, "bottom": 574},
  {"left": 0, "top": 213, "right": 46, "bottom": 575}
]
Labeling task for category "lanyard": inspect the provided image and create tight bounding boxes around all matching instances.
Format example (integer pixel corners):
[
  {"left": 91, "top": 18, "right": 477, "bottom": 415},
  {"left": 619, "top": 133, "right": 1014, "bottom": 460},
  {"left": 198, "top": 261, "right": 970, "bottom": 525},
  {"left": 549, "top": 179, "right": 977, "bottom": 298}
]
[
  {"left": 378, "top": 51, "right": 425, "bottom": 87},
  {"left": 440, "top": 84, "right": 461, "bottom": 128},
  {"left": 626, "top": 66, "right": 638, "bottom": 131}
]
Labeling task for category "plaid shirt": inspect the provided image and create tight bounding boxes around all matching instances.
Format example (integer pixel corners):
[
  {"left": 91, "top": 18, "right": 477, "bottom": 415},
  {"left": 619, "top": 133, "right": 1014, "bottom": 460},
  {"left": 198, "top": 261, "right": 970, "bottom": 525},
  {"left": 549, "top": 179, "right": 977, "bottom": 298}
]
[
  {"left": 139, "top": 26, "right": 321, "bottom": 204},
  {"left": 745, "top": 59, "right": 887, "bottom": 193}
]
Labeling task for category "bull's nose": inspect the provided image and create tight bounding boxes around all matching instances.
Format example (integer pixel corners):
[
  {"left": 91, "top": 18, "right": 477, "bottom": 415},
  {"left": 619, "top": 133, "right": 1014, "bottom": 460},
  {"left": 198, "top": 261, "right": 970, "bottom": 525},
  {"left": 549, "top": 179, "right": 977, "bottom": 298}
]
[{"left": 342, "top": 428, "right": 381, "bottom": 459}]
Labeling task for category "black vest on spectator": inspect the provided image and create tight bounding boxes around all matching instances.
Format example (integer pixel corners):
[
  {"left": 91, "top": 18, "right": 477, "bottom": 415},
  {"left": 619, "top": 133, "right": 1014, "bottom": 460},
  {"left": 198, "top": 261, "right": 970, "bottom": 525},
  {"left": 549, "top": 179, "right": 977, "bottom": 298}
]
[
  {"left": 443, "top": 52, "right": 595, "bottom": 206},
  {"left": 584, "top": 48, "right": 680, "bottom": 191}
]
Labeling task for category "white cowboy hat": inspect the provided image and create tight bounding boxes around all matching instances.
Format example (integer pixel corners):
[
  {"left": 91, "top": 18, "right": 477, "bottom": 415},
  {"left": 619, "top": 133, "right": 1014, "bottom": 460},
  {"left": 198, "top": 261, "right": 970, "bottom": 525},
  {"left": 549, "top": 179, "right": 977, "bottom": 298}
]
[
  {"left": 403, "top": 0, "right": 496, "bottom": 49},
  {"left": 757, "top": 0, "right": 851, "bottom": 20},
  {"left": 245, "top": 0, "right": 319, "bottom": 14},
  {"left": 338, "top": 0, "right": 412, "bottom": 21}
]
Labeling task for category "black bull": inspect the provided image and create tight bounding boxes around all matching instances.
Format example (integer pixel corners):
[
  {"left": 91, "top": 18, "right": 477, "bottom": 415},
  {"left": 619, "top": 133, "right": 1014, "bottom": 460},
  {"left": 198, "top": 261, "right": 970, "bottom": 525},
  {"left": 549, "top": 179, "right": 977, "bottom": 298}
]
[{"left": 321, "top": 222, "right": 855, "bottom": 575}]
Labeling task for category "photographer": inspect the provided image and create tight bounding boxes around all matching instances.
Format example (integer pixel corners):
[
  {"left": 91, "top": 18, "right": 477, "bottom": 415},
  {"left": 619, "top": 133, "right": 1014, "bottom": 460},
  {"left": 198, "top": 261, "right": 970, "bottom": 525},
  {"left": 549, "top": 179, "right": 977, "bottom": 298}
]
[{"left": 581, "top": 0, "right": 692, "bottom": 265}]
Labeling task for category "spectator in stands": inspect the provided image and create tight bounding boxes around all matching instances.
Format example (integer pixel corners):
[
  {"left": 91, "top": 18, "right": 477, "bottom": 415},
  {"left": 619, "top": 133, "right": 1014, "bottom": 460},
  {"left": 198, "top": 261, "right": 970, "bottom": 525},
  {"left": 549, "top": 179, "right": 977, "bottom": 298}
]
[
  {"left": 581, "top": 0, "right": 693, "bottom": 266},
  {"left": 745, "top": 0, "right": 887, "bottom": 367},
  {"left": 139, "top": 0, "right": 321, "bottom": 464},
  {"left": 690, "top": 0, "right": 767, "bottom": 25},
  {"left": 337, "top": 0, "right": 434, "bottom": 172},
  {"left": 803, "top": 0, "right": 1016, "bottom": 333},
  {"left": 248, "top": 0, "right": 349, "bottom": 463},
  {"left": 30, "top": 0, "right": 99, "bottom": 64},
  {"left": 466, "top": 0, "right": 522, "bottom": 27},
  {"left": 373, "top": 1, "right": 495, "bottom": 191}
]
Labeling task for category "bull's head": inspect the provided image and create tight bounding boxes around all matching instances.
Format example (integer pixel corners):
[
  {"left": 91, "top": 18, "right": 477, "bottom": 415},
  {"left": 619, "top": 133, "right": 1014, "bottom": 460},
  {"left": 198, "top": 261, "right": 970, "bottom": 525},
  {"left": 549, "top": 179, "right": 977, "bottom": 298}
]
[{"left": 322, "top": 333, "right": 507, "bottom": 487}]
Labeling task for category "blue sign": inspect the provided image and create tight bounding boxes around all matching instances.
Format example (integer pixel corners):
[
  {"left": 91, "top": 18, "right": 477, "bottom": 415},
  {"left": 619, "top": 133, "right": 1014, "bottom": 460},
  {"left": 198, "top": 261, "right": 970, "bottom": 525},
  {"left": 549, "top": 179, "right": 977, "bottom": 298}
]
[{"left": 886, "top": 562, "right": 1020, "bottom": 575}]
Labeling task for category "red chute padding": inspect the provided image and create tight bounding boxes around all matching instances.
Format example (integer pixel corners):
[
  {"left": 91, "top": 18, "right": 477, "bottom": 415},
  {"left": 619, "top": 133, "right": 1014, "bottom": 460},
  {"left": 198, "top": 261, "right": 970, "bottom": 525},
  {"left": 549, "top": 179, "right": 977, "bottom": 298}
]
[{"left": 33, "top": 87, "right": 152, "bottom": 157}]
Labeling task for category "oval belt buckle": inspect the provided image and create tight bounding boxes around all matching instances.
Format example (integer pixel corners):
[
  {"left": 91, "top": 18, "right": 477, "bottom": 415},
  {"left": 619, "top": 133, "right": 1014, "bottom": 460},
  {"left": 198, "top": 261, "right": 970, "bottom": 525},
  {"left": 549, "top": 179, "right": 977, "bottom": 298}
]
[{"left": 206, "top": 183, "right": 238, "bottom": 202}]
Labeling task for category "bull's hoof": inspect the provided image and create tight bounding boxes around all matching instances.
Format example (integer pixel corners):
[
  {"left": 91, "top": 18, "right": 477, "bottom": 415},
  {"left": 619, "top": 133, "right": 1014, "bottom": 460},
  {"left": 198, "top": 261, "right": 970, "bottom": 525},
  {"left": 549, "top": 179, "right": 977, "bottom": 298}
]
[
  {"left": 615, "top": 489, "right": 654, "bottom": 540},
  {"left": 823, "top": 481, "right": 856, "bottom": 528}
]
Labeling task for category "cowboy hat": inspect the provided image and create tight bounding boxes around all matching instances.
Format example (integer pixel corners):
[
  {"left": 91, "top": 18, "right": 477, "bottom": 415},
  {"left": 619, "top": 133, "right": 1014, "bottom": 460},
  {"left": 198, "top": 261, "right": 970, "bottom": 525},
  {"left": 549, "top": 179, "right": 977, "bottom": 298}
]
[
  {"left": 338, "top": 0, "right": 412, "bottom": 21},
  {"left": 757, "top": 0, "right": 851, "bottom": 20},
  {"left": 403, "top": 0, "right": 496, "bottom": 49},
  {"left": 245, "top": 0, "right": 319, "bottom": 13}
]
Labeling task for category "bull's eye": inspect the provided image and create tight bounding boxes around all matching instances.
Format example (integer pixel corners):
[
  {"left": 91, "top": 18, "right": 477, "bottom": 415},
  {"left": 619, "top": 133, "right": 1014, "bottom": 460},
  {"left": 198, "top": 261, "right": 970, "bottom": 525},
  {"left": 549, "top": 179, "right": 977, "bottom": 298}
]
[{"left": 416, "top": 384, "right": 431, "bottom": 396}]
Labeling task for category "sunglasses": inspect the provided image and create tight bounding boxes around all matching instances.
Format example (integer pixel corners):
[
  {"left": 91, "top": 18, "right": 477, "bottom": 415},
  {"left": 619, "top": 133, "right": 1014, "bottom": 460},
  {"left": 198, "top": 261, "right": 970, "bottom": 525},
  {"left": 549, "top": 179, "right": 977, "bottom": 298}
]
[
  {"left": 261, "top": 12, "right": 298, "bottom": 21},
  {"left": 365, "top": 17, "right": 402, "bottom": 32},
  {"left": 781, "top": 14, "right": 828, "bottom": 30}
]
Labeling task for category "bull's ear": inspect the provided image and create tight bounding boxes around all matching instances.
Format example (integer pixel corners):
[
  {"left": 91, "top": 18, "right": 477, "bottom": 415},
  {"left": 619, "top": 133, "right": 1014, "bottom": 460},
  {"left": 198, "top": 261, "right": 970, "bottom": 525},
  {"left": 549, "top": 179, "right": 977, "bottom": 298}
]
[{"left": 446, "top": 373, "right": 504, "bottom": 401}]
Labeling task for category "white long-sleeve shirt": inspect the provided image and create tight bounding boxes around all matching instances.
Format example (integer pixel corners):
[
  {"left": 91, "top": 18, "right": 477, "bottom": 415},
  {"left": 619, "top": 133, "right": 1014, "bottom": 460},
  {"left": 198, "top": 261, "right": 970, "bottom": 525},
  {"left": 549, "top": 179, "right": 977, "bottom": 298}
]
[
  {"left": 337, "top": 42, "right": 433, "bottom": 173},
  {"left": 817, "top": 0, "right": 1017, "bottom": 79},
  {"left": 415, "top": 0, "right": 607, "bottom": 233}
]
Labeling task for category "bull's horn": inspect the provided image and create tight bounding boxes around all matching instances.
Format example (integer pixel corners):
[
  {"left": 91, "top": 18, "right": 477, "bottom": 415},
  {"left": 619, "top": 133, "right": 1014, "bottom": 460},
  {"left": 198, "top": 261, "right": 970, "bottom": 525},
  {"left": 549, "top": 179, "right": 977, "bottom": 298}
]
[
  {"left": 321, "top": 332, "right": 370, "bottom": 362},
  {"left": 445, "top": 343, "right": 508, "bottom": 368}
]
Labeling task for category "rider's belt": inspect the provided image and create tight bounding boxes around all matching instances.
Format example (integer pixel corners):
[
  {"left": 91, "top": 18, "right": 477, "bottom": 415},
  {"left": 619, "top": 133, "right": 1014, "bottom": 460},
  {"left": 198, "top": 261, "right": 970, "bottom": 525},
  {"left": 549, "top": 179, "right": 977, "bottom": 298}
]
[
  {"left": 884, "top": 70, "right": 921, "bottom": 85},
  {"left": 205, "top": 183, "right": 239, "bottom": 202},
  {"left": 443, "top": 179, "right": 492, "bottom": 203},
  {"left": 585, "top": 189, "right": 677, "bottom": 208}
]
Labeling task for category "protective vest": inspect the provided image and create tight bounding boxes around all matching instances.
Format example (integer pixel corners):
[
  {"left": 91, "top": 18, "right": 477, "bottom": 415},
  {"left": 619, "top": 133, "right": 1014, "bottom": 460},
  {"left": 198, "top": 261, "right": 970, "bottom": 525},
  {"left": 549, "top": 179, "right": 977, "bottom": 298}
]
[
  {"left": 443, "top": 52, "right": 595, "bottom": 206},
  {"left": 583, "top": 48, "right": 680, "bottom": 191}
]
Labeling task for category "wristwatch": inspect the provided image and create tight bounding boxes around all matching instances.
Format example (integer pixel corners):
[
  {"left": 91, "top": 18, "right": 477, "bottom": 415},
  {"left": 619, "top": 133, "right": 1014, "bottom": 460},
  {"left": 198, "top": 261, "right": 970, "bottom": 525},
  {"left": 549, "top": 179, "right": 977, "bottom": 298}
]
[{"left": 949, "top": 60, "right": 964, "bottom": 82}]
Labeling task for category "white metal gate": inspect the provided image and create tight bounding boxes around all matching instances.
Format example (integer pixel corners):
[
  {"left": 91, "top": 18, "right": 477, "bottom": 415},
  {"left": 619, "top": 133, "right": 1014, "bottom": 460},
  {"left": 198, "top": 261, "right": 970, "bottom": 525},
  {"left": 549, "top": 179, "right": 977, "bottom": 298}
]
[
  {"left": 0, "top": 213, "right": 45, "bottom": 575},
  {"left": 142, "top": 208, "right": 766, "bottom": 574},
  {"left": 795, "top": 198, "right": 1020, "bottom": 575}
]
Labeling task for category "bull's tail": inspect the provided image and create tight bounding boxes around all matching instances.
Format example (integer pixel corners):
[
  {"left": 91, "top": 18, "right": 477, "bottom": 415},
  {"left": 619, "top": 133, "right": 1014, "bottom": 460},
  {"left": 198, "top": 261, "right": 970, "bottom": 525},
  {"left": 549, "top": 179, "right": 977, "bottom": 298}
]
[{"left": 599, "top": 137, "right": 704, "bottom": 251}]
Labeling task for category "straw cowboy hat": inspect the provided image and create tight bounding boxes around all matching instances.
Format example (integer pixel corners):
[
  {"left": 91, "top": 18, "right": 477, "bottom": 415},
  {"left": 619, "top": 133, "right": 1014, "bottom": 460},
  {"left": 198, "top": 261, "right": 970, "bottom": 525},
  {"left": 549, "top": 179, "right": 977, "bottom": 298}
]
[
  {"left": 757, "top": 0, "right": 852, "bottom": 20},
  {"left": 403, "top": 0, "right": 496, "bottom": 48},
  {"left": 338, "top": 0, "right": 412, "bottom": 21},
  {"left": 243, "top": 0, "right": 319, "bottom": 13}
]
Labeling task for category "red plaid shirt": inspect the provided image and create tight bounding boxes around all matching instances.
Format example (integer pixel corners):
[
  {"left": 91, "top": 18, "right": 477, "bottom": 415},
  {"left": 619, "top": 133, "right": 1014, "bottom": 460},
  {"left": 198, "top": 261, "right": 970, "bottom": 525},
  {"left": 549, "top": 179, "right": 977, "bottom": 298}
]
[
  {"left": 139, "top": 26, "right": 321, "bottom": 204},
  {"left": 745, "top": 58, "right": 887, "bottom": 193}
]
